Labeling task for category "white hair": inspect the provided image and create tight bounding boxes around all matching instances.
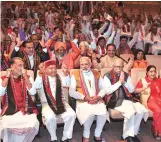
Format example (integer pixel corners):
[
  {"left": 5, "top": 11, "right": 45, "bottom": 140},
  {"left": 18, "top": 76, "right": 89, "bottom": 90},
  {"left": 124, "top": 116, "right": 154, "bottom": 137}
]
[
  {"left": 80, "top": 57, "right": 91, "bottom": 64},
  {"left": 79, "top": 41, "right": 89, "bottom": 48}
]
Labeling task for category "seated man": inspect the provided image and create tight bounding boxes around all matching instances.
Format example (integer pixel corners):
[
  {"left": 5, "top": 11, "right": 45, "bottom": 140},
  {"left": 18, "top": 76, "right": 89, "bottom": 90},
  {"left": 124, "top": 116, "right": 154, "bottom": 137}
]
[
  {"left": 101, "top": 58, "right": 149, "bottom": 142},
  {"left": 34, "top": 60, "right": 76, "bottom": 142},
  {"left": 69, "top": 57, "right": 109, "bottom": 142},
  {"left": 92, "top": 44, "right": 134, "bottom": 73},
  {"left": 0, "top": 57, "right": 39, "bottom": 142}
]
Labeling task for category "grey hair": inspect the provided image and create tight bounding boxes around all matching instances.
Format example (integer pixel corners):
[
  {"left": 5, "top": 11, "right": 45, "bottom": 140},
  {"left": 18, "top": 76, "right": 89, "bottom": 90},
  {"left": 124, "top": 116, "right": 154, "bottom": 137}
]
[
  {"left": 79, "top": 41, "right": 89, "bottom": 48},
  {"left": 80, "top": 56, "right": 91, "bottom": 64}
]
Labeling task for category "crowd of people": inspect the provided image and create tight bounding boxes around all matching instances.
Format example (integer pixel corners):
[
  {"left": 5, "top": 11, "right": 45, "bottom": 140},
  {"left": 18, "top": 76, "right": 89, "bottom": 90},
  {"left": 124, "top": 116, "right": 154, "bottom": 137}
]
[{"left": 0, "top": 1, "right": 161, "bottom": 142}]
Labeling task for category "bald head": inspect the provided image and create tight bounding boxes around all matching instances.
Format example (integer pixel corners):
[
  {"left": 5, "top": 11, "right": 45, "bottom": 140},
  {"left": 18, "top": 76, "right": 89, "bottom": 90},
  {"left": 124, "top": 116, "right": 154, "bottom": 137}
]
[{"left": 113, "top": 58, "right": 124, "bottom": 74}]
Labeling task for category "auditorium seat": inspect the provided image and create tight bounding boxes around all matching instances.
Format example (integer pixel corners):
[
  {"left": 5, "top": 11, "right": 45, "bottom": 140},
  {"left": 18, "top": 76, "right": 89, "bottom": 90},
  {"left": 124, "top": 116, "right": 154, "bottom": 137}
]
[
  {"left": 146, "top": 55, "right": 161, "bottom": 70},
  {"left": 131, "top": 68, "right": 147, "bottom": 86}
]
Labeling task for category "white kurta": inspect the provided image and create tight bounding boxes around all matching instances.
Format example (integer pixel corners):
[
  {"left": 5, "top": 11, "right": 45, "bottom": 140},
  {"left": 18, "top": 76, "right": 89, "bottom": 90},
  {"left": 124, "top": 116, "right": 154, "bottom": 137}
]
[
  {"left": 102, "top": 75, "right": 149, "bottom": 139},
  {"left": 0, "top": 77, "right": 39, "bottom": 142},
  {"left": 69, "top": 70, "right": 109, "bottom": 125},
  {"left": 34, "top": 75, "right": 76, "bottom": 141}
]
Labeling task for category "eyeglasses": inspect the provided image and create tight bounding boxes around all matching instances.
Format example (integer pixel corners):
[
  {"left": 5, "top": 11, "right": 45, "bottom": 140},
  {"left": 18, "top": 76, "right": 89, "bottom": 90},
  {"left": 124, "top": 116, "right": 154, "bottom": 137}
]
[{"left": 114, "top": 66, "right": 123, "bottom": 69}]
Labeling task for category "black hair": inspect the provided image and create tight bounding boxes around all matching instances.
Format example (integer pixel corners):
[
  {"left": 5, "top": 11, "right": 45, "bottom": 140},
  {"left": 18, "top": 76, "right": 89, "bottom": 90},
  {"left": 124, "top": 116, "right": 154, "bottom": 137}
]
[
  {"left": 120, "top": 36, "right": 128, "bottom": 41},
  {"left": 106, "top": 43, "right": 116, "bottom": 50},
  {"left": 10, "top": 57, "right": 23, "bottom": 65},
  {"left": 22, "top": 40, "right": 33, "bottom": 47},
  {"left": 146, "top": 65, "right": 156, "bottom": 74},
  {"left": 134, "top": 49, "right": 146, "bottom": 60},
  {"left": 54, "top": 27, "right": 60, "bottom": 32},
  {"left": 97, "top": 36, "right": 106, "bottom": 45}
]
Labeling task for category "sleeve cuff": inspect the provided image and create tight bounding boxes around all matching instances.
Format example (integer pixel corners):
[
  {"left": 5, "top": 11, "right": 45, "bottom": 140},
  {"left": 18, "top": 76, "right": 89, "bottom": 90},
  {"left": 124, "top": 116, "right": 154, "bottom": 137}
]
[
  {"left": 43, "top": 48, "right": 47, "bottom": 53},
  {"left": 15, "top": 45, "right": 20, "bottom": 51}
]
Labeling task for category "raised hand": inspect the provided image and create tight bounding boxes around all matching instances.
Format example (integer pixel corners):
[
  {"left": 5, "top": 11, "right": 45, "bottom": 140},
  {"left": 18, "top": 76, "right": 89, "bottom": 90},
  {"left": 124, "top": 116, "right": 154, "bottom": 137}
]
[
  {"left": 16, "top": 34, "right": 23, "bottom": 47},
  {"left": 6, "top": 68, "right": 11, "bottom": 77},
  {"left": 39, "top": 34, "right": 45, "bottom": 47},
  {"left": 22, "top": 68, "right": 27, "bottom": 77}
]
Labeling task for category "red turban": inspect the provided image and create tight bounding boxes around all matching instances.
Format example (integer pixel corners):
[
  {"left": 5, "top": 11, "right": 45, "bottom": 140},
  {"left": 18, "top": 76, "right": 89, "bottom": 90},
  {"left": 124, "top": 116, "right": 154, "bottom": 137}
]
[{"left": 44, "top": 60, "right": 56, "bottom": 68}]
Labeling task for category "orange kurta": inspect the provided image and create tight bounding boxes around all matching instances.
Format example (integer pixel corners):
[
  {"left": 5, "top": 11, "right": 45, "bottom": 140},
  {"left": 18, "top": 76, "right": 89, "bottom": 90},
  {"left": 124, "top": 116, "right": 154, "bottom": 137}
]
[{"left": 133, "top": 59, "right": 149, "bottom": 68}]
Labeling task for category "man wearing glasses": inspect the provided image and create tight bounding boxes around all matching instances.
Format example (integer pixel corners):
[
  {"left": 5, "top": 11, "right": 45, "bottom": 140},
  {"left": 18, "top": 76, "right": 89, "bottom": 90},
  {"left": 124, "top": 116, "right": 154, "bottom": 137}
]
[{"left": 100, "top": 58, "right": 149, "bottom": 142}]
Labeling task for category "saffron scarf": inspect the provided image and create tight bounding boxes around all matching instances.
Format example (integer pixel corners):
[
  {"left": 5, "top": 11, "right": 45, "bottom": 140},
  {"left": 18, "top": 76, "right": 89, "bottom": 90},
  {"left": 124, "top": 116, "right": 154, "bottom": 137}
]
[{"left": 79, "top": 70, "right": 99, "bottom": 97}]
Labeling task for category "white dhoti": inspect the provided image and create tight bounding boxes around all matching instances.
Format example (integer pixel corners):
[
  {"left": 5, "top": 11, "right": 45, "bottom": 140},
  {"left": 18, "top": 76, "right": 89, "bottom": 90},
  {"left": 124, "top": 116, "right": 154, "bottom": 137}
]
[
  {"left": 0, "top": 111, "right": 39, "bottom": 142},
  {"left": 76, "top": 101, "right": 109, "bottom": 138},
  {"left": 114, "top": 100, "right": 149, "bottom": 139},
  {"left": 42, "top": 103, "right": 76, "bottom": 141}
]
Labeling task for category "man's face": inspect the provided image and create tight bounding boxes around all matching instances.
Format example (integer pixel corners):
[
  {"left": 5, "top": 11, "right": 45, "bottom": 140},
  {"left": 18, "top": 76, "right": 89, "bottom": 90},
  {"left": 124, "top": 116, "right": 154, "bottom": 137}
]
[
  {"left": 11, "top": 59, "right": 24, "bottom": 76},
  {"left": 55, "top": 28, "right": 60, "bottom": 34},
  {"left": 13, "top": 28, "right": 19, "bottom": 35},
  {"left": 98, "top": 39, "right": 106, "bottom": 47},
  {"left": 2, "top": 20, "right": 9, "bottom": 28},
  {"left": 151, "top": 26, "right": 157, "bottom": 35},
  {"left": 24, "top": 42, "right": 34, "bottom": 56},
  {"left": 79, "top": 34, "right": 86, "bottom": 42},
  {"left": 120, "top": 38, "right": 127, "bottom": 47},
  {"left": 45, "top": 65, "right": 57, "bottom": 77},
  {"left": 113, "top": 60, "right": 124, "bottom": 74},
  {"left": 80, "top": 59, "right": 91, "bottom": 71},
  {"left": 57, "top": 47, "right": 66, "bottom": 57},
  {"left": 80, "top": 45, "right": 87, "bottom": 56},
  {"left": 31, "top": 35, "right": 39, "bottom": 46},
  {"left": 107, "top": 45, "right": 116, "bottom": 58},
  {"left": 4, "top": 36, "right": 12, "bottom": 46},
  {"left": 93, "top": 29, "right": 99, "bottom": 37}
]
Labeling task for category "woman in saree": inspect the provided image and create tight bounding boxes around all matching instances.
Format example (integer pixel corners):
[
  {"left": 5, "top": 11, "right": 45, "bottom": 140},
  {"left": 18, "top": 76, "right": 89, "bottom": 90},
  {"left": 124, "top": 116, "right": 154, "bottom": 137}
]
[
  {"left": 135, "top": 65, "right": 161, "bottom": 140},
  {"left": 133, "top": 49, "right": 149, "bottom": 68}
]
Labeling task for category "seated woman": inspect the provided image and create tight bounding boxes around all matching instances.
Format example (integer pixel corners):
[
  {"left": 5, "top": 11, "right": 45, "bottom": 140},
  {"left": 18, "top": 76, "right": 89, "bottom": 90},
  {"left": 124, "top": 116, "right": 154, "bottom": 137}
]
[
  {"left": 135, "top": 65, "right": 161, "bottom": 140},
  {"left": 133, "top": 49, "right": 149, "bottom": 68}
]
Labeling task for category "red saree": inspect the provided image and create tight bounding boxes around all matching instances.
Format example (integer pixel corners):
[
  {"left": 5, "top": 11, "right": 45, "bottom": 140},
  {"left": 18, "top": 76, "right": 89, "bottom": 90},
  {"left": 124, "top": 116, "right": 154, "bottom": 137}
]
[
  {"left": 148, "top": 78, "right": 161, "bottom": 137},
  {"left": 136, "top": 76, "right": 161, "bottom": 137},
  {"left": 147, "top": 78, "right": 161, "bottom": 137}
]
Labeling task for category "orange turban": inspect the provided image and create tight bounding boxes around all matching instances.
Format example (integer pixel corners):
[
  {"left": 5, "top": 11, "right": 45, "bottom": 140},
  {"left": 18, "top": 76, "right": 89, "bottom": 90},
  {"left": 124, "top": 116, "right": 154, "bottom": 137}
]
[{"left": 54, "top": 41, "right": 66, "bottom": 51}]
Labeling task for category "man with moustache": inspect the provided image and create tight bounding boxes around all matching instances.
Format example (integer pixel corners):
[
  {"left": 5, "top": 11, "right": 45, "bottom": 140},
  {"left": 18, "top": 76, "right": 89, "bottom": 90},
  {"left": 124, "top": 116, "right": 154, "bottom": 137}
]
[
  {"left": 0, "top": 57, "right": 39, "bottom": 142},
  {"left": 10, "top": 40, "right": 50, "bottom": 77},
  {"left": 33, "top": 60, "right": 76, "bottom": 142},
  {"left": 69, "top": 57, "right": 110, "bottom": 142},
  {"left": 92, "top": 44, "right": 134, "bottom": 73}
]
